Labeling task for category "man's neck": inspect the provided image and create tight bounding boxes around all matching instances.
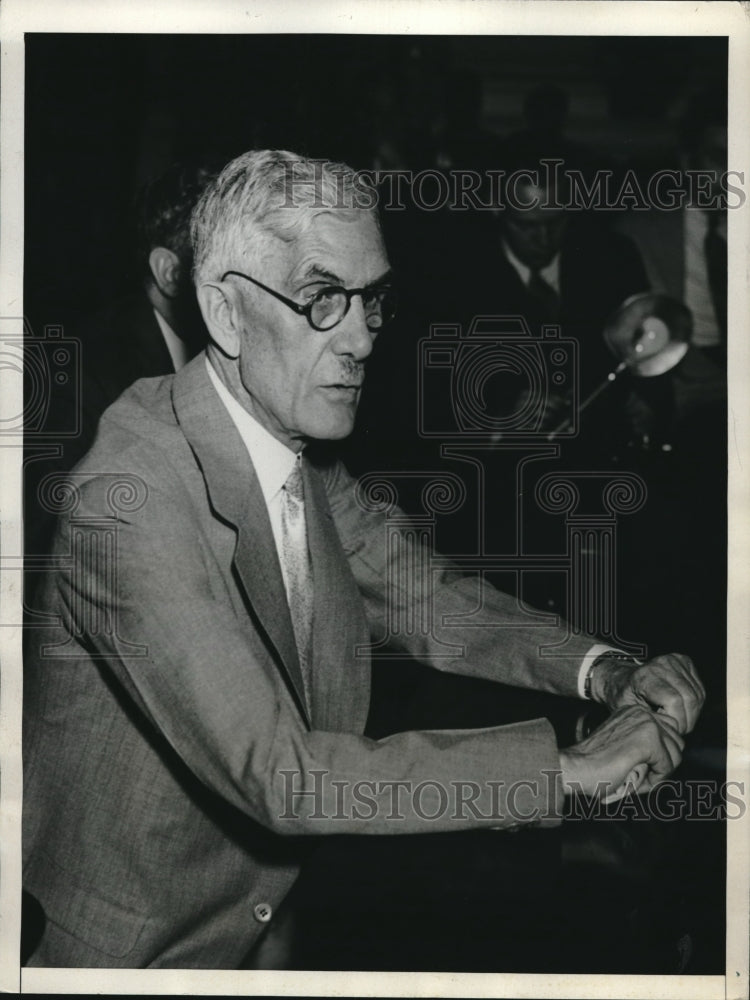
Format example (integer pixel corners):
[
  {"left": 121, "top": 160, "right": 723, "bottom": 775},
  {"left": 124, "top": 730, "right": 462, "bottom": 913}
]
[{"left": 205, "top": 344, "right": 305, "bottom": 454}]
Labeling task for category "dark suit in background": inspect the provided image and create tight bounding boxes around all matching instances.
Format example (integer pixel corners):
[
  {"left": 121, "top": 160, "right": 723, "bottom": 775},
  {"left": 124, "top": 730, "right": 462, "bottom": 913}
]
[
  {"left": 71, "top": 293, "right": 177, "bottom": 459},
  {"left": 24, "top": 159, "right": 213, "bottom": 561},
  {"left": 23, "top": 292, "right": 190, "bottom": 562},
  {"left": 351, "top": 215, "right": 650, "bottom": 487},
  {"left": 452, "top": 219, "right": 649, "bottom": 397}
]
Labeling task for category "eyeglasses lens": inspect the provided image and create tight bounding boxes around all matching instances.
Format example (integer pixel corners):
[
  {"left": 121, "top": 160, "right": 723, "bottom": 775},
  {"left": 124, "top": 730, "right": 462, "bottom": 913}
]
[
  {"left": 310, "top": 287, "right": 397, "bottom": 331},
  {"left": 311, "top": 290, "right": 347, "bottom": 330}
]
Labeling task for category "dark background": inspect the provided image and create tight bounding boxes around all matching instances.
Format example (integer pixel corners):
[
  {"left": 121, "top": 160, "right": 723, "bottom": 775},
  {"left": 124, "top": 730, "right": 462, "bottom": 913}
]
[
  {"left": 23, "top": 33, "right": 729, "bottom": 974},
  {"left": 24, "top": 34, "right": 727, "bottom": 331}
]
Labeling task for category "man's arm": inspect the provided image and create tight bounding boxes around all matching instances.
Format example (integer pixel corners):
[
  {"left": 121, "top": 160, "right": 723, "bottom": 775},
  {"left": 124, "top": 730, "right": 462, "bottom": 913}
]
[
  {"left": 323, "top": 458, "right": 590, "bottom": 699},
  {"left": 323, "top": 458, "right": 704, "bottom": 792},
  {"left": 40, "top": 464, "right": 571, "bottom": 833}
]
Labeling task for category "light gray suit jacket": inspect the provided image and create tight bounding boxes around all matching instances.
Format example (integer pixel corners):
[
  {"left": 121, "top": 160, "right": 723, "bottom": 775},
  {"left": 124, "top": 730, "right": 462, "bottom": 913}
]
[{"left": 23, "top": 353, "right": 591, "bottom": 968}]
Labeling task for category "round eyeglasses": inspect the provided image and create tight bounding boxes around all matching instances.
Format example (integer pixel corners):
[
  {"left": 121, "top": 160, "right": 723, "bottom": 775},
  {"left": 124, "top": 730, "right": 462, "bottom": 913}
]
[{"left": 221, "top": 270, "right": 397, "bottom": 332}]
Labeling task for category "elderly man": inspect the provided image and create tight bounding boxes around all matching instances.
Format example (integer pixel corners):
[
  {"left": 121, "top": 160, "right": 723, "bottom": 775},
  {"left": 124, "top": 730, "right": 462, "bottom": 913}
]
[{"left": 23, "top": 150, "right": 704, "bottom": 969}]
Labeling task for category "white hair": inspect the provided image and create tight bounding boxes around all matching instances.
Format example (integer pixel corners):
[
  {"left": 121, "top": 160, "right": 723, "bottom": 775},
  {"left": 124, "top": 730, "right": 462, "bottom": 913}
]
[{"left": 190, "top": 149, "right": 378, "bottom": 285}]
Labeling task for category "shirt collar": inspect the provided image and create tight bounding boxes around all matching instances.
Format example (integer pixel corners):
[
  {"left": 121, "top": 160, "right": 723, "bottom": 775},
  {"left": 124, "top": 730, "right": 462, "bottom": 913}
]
[
  {"left": 502, "top": 240, "right": 560, "bottom": 292},
  {"left": 205, "top": 355, "right": 297, "bottom": 505}
]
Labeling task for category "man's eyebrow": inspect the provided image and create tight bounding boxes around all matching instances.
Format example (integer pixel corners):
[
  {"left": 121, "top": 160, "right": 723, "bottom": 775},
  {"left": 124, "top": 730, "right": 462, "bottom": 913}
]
[
  {"left": 298, "top": 264, "right": 342, "bottom": 285},
  {"left": 297, "top": 265, "right": 395, "bottom": 288},
  {"left": 367, "top": 268, "right": 394, "bottom": 289}
]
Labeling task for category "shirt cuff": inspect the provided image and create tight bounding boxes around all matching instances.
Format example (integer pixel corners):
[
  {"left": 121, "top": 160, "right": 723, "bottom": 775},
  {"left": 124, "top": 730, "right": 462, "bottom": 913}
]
[{"left": 577, "top": 643, "right": 624, "bottom": 700}]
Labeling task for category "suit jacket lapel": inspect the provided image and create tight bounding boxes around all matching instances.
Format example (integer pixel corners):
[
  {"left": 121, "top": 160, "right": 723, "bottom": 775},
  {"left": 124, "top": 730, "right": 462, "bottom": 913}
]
[{"left": 172, "top": 354, "right": 311, "bottom": 726}]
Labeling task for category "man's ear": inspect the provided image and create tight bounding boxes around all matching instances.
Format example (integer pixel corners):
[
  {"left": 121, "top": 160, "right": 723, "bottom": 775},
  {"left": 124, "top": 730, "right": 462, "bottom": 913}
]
[
  {"left": 196, "top": 281, "right": 242, "bottom": 358},
  {"left": 148, "top": 247, "right": 181, "bottom": 298}
]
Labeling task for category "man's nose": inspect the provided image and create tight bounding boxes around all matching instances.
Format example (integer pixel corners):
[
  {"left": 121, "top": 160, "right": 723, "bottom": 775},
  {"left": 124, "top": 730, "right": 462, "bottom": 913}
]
[{"left": 331, "top": 296, "right": 376, "bottom": 360}]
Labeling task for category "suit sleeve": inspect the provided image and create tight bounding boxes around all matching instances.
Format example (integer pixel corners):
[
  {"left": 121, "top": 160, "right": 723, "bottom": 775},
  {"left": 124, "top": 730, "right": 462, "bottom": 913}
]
[
  {"left": 323, "top": 458, "right": 592, "bottom": 698},
  {"left": 43, "top": 459, "right": 567, "bottom": 836}
]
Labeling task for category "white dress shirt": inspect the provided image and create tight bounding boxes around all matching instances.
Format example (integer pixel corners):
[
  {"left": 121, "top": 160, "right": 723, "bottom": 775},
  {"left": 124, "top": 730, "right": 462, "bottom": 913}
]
[{"left": 205, "top": 356, "right": 297, "bottom": 594}]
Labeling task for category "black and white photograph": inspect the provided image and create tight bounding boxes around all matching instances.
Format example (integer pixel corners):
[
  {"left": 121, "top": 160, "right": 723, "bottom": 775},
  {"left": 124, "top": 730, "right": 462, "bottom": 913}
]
[{"left": 1, "top": 1, "right": 748, "bottom": 996}]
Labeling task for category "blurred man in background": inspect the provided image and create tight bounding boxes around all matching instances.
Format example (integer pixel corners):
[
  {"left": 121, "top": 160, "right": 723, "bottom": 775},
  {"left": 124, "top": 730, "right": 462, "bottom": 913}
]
[
  {"left": 24, "top": 161, "right": 214, "bottom": 557},
  {"left": 71, "top": 160, "right": 215, "bottom": 454}
]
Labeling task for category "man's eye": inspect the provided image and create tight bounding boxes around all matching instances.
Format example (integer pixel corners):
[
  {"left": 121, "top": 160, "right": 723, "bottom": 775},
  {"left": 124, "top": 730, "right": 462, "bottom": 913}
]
[{"left": 300, "top": 286, "right": 333, "bottom": 304}]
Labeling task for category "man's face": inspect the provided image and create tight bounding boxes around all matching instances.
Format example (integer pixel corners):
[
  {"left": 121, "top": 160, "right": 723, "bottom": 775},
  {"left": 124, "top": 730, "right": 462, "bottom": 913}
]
[
  {"left": 233, "top": 211, "right": 390, "bottom": 449},
  {"left": 502, "top": 182, "right": 568, "bottom": 271}
]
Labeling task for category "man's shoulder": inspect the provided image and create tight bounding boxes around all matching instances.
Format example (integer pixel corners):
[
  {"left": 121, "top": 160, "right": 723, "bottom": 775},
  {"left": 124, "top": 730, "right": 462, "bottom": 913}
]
[
  {"left": 75, "top": 374, "right": 186, "bottom": 484},
  {"left": 36, "top": 372, "right": 198, "bottom": 538}
]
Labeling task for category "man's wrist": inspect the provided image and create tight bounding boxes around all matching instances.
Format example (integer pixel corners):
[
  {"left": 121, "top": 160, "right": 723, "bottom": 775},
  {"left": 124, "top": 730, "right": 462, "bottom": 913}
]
[{"left": 585, "top": 650, "right": 640, "bottom": 704}]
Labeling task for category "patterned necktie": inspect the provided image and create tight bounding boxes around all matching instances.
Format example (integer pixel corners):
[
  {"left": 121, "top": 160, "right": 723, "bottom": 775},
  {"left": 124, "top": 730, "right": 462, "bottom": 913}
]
[
  {"left": 280, "top": 456, "right": 314, "bottom": 705},
  {"left": 526, "top": 268, "right": 561, "bottom": 326}
]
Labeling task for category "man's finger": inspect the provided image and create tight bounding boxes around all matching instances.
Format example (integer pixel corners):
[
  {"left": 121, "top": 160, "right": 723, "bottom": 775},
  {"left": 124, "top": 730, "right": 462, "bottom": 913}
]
[
  {"left": 665, "top": 654, "right": 706, "bottom": 705},
  {"left": 646, "top": 718, "right": 683, "bottom": 778},
  {"left": 650, "top": 654, "right": 706, "bottom": 730},
  {"left": 671, "top": 653, "right": 705, "bottom": 697},
  {"left": 635, "top": 675, "right": 690, "bottom": 732},
  {"left": 635, "top": 660, "right": 706, "bottom": 733},
  {"left": 653, "top": 710, "right": 685, "bottom": 749},
  {"left": 672, "top": 657, "right": 706, "bottom": 727}
]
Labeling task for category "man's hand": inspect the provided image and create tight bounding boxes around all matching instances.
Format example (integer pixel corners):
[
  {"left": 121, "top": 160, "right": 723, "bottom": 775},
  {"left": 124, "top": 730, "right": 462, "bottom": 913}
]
[
  {"left": 559, "top": 705, "right": 684, "bottom": 801},
  {"left": 590, "top": 652, "right": 705, "bottom": 734}
]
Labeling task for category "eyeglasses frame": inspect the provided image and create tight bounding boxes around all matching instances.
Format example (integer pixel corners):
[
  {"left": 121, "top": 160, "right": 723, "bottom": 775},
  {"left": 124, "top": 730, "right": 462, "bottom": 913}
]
[{"left": 220, "top": 269, "right": 395, "bottom": 332}]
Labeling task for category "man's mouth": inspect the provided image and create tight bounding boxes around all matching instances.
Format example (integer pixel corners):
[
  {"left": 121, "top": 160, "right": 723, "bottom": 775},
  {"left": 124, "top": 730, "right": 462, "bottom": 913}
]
[
  {"left": 321, "top": 383, "right": 363, "bottom": 401},
  {"left": 323, "top": 380, "right": 363, "bottom": 390}
]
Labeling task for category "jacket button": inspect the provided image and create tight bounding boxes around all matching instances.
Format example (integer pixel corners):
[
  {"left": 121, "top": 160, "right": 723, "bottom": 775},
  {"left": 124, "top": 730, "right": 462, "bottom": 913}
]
[{"left": 254, "top": 902, "right": 273, "bottom": 923}]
